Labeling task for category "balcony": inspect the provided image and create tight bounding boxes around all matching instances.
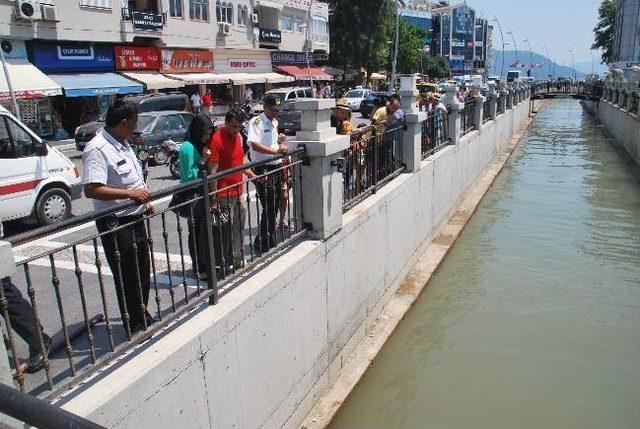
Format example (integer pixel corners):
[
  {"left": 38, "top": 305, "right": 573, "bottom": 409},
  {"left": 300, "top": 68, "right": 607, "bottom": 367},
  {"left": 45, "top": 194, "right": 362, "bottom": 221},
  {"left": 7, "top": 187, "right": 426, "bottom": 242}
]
[{"left": 121, "top": 7, "right": 166, "bottom": 31}]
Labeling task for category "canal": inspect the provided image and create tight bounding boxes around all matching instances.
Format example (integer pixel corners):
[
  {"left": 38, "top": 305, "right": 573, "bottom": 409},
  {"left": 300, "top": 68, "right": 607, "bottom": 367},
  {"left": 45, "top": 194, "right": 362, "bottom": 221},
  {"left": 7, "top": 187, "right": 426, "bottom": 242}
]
[{"left": 329, "top": 100, "right": 640, "bottom": 429}]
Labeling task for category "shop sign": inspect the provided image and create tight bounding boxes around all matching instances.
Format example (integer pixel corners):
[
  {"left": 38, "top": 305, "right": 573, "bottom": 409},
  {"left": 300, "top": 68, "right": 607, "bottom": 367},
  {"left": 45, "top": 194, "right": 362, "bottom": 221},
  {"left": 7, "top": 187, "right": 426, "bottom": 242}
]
[
  {"left": 228, "top": 59, "right": 258, "bottom": 69},
  {"left": 114, "top": 46, "right": 161, "bottom": 70},
  {"left": 131, "top": 11, "right": 164, "bottom": 30},
  {"left": 32, "top": 42, "right": 114, "bottom": 73},
  {"left": 160, "top": 49, "right": 214, "bottom": 73},
  {"left": 271, "top": 50, "right": 315, "bottom": 65},
  {"left": 259, "top": 28, "right": 281, "bottom": 44}
]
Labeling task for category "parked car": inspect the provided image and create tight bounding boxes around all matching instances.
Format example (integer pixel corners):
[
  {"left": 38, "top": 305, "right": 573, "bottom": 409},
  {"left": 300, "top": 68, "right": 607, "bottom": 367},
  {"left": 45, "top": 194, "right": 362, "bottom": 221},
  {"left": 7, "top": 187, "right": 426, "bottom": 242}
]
[
  {"left": 0, "top": 106, "right": 82, "bottom": 226},
  {"left": 359, "top": 92, "right": 393, "bottom": 119},
  {"left": 134, "top": 111, "right": 194, "bottom": 165},
  {"left": 252, "top": 87, "right": 313, "bottom": 116},
  {"left": 344, "top": 89, "right": 373, "bottom": 111},
  {"left": 74, "top": 93, "right": 189, "bottom": 151}
]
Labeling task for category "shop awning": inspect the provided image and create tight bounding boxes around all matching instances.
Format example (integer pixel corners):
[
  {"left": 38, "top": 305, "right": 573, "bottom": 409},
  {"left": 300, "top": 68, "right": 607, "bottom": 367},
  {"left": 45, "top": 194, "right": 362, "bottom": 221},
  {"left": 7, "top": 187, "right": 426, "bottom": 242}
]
[
  {"left": 48, "top": 73, "right": 143, "bottom": 97},
  {"left": 225, "top": 72, "right": 294, "bottom": 85},
  {"left": 119, "top": 71, "right": 184, "bottom": 90},
  {"left": 163, "top": 73, "right": 230, "bottom": 85},
  {"left": 0, "top": 59, "right": 62, "bottom": 99},
  {"left": 257, "top": 0, "right": 283, "bottom": 10},
  {"left": 274, "top": 65, "right": 333, "bottom": 81}
]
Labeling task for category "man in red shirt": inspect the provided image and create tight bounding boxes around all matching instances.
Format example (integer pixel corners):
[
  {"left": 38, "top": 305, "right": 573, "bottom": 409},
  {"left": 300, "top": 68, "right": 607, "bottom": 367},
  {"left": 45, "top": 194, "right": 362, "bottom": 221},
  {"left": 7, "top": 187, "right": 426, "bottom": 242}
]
[
  {"left": 202, "top": 90, "right": 213, "bottom": 115},
  {"left": 208, "top": 109, "right": 257, "bottom": 272}
]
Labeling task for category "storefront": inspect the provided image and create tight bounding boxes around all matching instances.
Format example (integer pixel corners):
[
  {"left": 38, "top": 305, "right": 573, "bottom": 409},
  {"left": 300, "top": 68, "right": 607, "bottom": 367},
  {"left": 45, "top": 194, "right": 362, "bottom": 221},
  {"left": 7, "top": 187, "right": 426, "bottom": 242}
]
[
  {"left": 31, "top": 41, "right": 143, "bottom": 135},
  {"left": 0, "top": 39, "right": 62, "bottom": 138},
  {"left": 114, "top": 46, "right": 184, "bottom": 91},
  {"left": 271, "top": 51, "right": 333, "bottom": 83}
]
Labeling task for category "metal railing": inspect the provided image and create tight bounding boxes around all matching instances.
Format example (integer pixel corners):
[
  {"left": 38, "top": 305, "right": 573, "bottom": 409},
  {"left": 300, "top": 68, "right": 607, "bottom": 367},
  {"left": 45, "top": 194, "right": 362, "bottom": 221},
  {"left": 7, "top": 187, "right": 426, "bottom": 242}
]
[
  {"left": 421, "top": 111, "right": 451, "bottom": 160},
  {"left": 3, "top": 148, "right": 306, "bottom": 399},
  {"left": 342, "top": 125, "right": 405, "bottom": 212},
  {"left": 622, "top": 91, "right": 629, "bottom": 109},
  {"left": 0, "top": 382, "right": 105, "bottom": 428},
  {"left": 461, "top": 99, "right": 476, "bottom": 136},
  {"left": 630, "top": 92, "right": 639, "bottom": 114},
  {"left": 482, "top": 97, "right": 491, "bottom": 123},
  {"left": 497, "top": 96, "right": 505, "bottom": 115}
]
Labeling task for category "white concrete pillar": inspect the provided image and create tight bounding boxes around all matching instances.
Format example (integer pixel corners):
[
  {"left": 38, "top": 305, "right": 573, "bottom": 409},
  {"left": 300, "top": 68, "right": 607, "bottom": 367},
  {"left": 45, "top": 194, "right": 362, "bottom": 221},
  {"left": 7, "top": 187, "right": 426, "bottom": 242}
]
[
  {"left": 445, "top": 86, "right": 464, "bottom": 144},
  {"left": 507, "top": 86, "right": 514, "bottom": 109},
  {"left": 488, "top": 83, "right": 498, "bottom": 120},
  {"left": 498, "top": 82, "right": 507, "bottom": 114},
  {"left": 618, "top": 89, "right": 626, "bottom": 109},
  {"left": 398, "top": 76, "right": 425, "bottom": 172},
  {"left": 293, "top": 99, "right": 350, "bottom": 240},
  {"left": 473, "top": 94, "right": 486, "bottom": 129}
]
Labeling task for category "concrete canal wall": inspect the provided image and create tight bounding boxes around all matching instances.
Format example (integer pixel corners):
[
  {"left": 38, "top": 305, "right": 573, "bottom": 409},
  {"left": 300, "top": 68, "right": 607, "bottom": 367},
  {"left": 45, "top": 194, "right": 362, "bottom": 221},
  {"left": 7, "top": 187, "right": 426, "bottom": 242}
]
[
  {"left": 583, "top": 99, "right": 640, "bottom": 165},
  {"left": 59, "top": 97, "right": 532, "bottom": 429}
]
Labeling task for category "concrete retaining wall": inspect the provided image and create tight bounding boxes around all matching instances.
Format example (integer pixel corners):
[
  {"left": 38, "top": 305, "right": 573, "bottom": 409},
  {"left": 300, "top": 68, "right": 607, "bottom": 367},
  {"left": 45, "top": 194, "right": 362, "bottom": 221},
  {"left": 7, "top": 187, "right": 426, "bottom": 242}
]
[
  {"left": 583, "top": 99, "right": 640, "bottom": 165},
  {"left": 60, "top": 100, "right": 532, "bottom": 429}
]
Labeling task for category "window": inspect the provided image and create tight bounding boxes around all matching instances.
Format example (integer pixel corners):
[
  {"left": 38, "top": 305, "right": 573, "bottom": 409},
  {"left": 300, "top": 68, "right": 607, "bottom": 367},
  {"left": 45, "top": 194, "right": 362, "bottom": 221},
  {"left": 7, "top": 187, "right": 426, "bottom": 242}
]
[
  {"left": 80, "top": 0, "right": 113, "bottom": 9},
  {"left": 0, "top": 117, "right": 39, "bottom": 159},
  {"left": 294, "top": 18, "right": 303, "bottom": 34},
  {"left": 237, "top": 4, "right": 247, "bottom": 26},
  {"left": 311, "top": 17, "right": 328, "bottom": 42},
  {"left": 190, "top": 0, "right": 209, "bottom": 21},
  {"left": 169, "top": 0, "right": 183, "bottom": 17},
  {"left": 216, "top": 1, "right": 233, "bottom": 23},
  {"left": 280, "top": 15, "right": 293, "bottom": 32},
  {"left": 164, "top": 115, "right": 187, "bottom": 132}
]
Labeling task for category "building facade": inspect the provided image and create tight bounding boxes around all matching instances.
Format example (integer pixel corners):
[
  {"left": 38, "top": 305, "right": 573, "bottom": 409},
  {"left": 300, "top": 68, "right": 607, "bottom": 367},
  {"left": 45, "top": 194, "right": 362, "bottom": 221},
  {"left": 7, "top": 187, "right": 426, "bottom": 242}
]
[{"left": 612, "top": 0, "right": 640, "bottom": 68}]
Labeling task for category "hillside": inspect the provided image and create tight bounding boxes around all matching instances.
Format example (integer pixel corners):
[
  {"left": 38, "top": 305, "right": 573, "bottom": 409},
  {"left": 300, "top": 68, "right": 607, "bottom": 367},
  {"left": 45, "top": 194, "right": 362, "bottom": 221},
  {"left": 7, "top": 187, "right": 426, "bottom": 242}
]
[{"left": 489, "top": 50, "right": 587, "bottom": 80}]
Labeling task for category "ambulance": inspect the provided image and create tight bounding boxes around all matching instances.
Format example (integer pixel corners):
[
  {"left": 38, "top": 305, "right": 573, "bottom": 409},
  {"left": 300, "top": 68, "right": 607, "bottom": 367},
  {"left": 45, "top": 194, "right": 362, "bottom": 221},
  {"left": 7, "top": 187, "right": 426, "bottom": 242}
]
[{"left": 0, "top": 106, "right": 82, "bottom": 225}]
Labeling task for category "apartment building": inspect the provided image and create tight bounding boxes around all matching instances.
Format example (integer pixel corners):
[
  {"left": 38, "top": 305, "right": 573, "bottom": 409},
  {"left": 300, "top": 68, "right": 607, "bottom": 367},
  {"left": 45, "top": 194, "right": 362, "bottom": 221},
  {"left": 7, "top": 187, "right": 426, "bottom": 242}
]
[
  {"left": 0, "top": 0, "right": 330, "bottom": 137},
  {"left": 612, "top": 0, "right": 640, "bottom": 68}
]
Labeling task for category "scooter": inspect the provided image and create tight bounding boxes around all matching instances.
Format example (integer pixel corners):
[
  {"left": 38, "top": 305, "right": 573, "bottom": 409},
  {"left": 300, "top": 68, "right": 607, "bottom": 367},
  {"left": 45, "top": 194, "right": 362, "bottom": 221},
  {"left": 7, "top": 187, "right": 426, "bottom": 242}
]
[{"left": 163, "top": 140, "right": 182, "bottom": 180}]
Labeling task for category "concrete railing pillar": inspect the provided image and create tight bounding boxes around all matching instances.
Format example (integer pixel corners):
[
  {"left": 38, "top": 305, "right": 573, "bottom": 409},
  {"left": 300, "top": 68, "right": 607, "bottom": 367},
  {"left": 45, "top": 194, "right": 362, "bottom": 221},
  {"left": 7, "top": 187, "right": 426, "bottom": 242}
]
[
  {"left": 507, "top": 87, "right": 514, "bottom": 109},
  {"left": 445, "top": 86, "right": 464, "bottom": 144},
  {"left": 617, "top": 87, "right": 624, "bottom": 106},
  {"left": 398, "top": 76, "right": 425, "bottom": 172},
  {"left": 488, "top": 83, "right": 498, "bottom": 119},
  {"left": 473, "top": 94, "right": 486, "bottom": 129},
  {"left": 293, "top": 99, "right": 350, "bottom": 240},
  {"left": 498, "top": 82, "right": 507, "bottom": 114}
]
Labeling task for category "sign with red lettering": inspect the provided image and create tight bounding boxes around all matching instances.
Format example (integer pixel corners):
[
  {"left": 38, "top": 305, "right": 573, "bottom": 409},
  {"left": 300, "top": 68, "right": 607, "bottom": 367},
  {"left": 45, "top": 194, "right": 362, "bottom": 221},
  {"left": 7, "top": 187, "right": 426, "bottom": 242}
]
[
  {"left": 114, "top": 46, "right": 161, "bottom": 70},
  {"left": 228, "top": 59, "right": 257, "bottom": 69},
  {"left": 161, "top": 49, "right": 214, "bottom": 73}
]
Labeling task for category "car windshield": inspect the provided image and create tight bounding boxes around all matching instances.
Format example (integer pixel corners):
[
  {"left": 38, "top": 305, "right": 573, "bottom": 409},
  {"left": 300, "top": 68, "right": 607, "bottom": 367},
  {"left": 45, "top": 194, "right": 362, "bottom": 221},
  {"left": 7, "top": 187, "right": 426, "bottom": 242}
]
[
  {"left": 263, "top": 93, "right": 286, "bottom": 104},
  {"left": 137, "top": 115, "right": 156, "bottom": 132},
  {"left": 346, "top": 90, "right": 364, "bottom": 98}
]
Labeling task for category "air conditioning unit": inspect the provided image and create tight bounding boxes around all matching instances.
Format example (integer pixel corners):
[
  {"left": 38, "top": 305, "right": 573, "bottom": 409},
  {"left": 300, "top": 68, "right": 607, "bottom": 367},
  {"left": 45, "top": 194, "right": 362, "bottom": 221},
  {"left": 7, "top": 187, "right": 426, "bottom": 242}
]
[
  {"left": 218, "top": 23, "right": 230, "bottom": 36},
  {"left": 40, "top": 3, "right": 58, "bottom": 21},
  {"left": 251, "top": 13, "right": 259, "bottom": 24},
  {"left": 15, "top": 0, "right": 42, "bottom": 20}
]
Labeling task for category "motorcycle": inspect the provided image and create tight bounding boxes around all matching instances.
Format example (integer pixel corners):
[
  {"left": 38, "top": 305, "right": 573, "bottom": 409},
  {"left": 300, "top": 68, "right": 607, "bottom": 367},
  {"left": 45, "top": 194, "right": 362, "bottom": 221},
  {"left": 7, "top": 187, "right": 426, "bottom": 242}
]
[{"left": 163, "top": 140, "right": 182, "bottom": 180}]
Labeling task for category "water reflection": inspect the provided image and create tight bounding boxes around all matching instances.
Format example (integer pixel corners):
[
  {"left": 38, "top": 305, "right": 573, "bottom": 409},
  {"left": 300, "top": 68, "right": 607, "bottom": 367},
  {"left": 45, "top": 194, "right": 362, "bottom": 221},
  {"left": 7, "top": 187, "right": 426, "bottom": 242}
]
[{"left": 329, "top": 100, "right": 640, "bottom": 429}]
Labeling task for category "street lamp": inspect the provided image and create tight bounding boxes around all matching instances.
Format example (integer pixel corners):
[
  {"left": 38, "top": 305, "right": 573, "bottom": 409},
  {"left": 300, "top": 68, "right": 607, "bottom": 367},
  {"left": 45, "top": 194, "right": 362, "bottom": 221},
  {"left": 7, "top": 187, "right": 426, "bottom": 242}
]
[
  {"left": 302, "top": 0, "right": 314, "bottom": 93},
  {"left": 569, "top": 49, "right": 576, "bottom": 81},
  {"left": 390, "top": 0, "right": 405, "bottom": 92},
  {"left": 542, "top": 45, "right": 554, "bottom": 78},
  {"left": 507, "top": 28, "right": 518, "bottom": 66},
  {"left": 523, "top": 37, "right": 533, "bottom": 76},
  {"left": 492, "top": 15, "right": 505, "bottom": 78}
]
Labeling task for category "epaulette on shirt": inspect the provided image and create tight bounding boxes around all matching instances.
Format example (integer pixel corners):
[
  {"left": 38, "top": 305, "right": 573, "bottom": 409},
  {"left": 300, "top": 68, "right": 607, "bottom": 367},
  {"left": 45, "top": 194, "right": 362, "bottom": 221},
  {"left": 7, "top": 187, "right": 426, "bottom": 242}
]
[{"left": 252, "top": 116, "right": 261, "bottom": 124}]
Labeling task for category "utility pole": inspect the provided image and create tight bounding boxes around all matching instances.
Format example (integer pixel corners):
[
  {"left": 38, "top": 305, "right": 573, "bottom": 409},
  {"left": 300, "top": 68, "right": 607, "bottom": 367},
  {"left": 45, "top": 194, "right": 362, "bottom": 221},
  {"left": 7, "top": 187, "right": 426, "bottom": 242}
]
[
  {"left": 391, "top": 0, "right": 405, "bottom": 92},
  {"left": 304, "top": 0, "right": 314, "bottom": 94},
  {"left": 0, "top": 43, "right": 20, "bottom": 120}
]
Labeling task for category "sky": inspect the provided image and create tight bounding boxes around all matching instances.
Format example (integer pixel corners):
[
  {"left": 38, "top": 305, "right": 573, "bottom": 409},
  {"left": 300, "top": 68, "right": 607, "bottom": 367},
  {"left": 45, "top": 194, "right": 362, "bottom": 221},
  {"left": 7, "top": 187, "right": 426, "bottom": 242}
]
[{"left": 467, "top": 0, "right": 603, "bottom": 65}]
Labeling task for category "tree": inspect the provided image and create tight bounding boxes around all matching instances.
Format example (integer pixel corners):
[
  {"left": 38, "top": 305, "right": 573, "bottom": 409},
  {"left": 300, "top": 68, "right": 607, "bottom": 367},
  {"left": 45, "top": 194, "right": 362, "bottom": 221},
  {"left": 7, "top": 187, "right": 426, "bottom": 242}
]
[
  {"left": 423, "top": 55, "right": 450, "bottom": 79},
  {"left": 592, "top": 0, "right": 617, "bottom": 64},
  {"left": 329, "top": 0, "right": 394, "bottom": 81},
  {"left": 392, "top": 20, "right": 427, "bottom": 74}
]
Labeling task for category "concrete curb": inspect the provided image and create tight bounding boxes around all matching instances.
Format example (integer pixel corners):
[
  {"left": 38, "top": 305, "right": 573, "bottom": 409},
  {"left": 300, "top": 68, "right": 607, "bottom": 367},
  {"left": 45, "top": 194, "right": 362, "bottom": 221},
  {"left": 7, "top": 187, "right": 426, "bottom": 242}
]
[{"left": 300, "top": 100, "right": 545, "bottom": 429}]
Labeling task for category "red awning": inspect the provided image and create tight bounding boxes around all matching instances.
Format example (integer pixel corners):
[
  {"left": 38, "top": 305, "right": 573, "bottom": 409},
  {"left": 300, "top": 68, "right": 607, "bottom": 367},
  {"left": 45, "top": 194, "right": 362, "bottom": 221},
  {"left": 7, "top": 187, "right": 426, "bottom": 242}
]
[{"left": 274, "top": 65, "right": 333, "bottom": 81}]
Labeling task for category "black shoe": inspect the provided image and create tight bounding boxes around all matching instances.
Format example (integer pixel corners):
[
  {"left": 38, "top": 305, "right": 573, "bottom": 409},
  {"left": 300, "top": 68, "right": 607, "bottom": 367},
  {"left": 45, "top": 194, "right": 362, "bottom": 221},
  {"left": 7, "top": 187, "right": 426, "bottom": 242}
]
[
  {"left": 144, "top": 311, "right": 157, "bottom": 326},
  {"left": 26, "top": 335, "right": 51, "bottom": 374}
]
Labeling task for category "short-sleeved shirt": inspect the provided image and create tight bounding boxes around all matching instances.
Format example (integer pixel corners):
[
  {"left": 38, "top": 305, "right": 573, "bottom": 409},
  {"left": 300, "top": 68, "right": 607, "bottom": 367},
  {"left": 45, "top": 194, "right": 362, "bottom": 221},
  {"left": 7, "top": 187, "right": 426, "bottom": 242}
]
[
  {"left": 190, "top": 94, "right": 201, "bottom": 107},
  {"left": 178, "top": 141, "right": 202, "bottom": 184},
  {"left": 372, "top": 106, "right": 405, "bottom": 130},
  {"left": 201, "top": 92, "right": 213, "bottom": 107},
  {"left": 82, "top": 129, "right": 146, "bottom": 217},
  {"left": 208, "top": 127, "right": 245, "bottom": 197},
  {"left": 247, "top": 113, "right": 280, "bottom": 165}
]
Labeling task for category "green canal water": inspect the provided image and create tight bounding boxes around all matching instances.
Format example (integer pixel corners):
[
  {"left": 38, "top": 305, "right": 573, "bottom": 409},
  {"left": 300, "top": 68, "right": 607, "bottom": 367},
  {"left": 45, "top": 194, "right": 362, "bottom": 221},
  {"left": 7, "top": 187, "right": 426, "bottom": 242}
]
[{"left": 329, "top": 100, "right": 640, "bottom": 429}]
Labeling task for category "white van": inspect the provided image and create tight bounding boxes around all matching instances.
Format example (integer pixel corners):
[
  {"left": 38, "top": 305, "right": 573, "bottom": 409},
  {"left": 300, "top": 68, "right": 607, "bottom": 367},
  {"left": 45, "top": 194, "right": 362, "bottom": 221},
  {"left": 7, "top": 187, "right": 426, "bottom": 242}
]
[{"left": 0, "top": 106, "right": 82, "bottom": 225}]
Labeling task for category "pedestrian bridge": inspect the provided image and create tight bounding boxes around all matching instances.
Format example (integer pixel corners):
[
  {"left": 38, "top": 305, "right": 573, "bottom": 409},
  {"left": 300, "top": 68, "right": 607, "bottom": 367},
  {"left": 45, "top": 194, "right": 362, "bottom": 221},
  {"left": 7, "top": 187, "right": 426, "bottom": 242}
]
[{"left": 530, "top": 81, "right": 602, "bottom": 101}]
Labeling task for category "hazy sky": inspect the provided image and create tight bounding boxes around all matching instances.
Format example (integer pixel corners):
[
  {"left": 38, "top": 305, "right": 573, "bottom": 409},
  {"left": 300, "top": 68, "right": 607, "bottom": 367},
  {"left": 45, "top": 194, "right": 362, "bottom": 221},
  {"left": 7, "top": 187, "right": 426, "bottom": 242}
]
[{"left": 468, "top": 0, "right": 603, "bottom": 64}]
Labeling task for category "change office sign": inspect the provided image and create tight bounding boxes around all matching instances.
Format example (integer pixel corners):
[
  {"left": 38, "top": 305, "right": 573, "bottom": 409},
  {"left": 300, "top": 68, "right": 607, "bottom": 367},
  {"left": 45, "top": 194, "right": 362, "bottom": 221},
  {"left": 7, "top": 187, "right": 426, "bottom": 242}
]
[{"left": 131, "top": 11, "right": 163, "bottom": 30}]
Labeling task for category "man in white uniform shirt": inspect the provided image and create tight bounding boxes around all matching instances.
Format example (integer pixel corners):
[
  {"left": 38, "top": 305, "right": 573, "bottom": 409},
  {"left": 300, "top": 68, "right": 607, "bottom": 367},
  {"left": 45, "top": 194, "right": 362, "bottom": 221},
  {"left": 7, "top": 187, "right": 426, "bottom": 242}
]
[
  {"left": 247, "top": 94, "right": 288, "bottom": 252},
  {"left": 82, "top": 99, "right": 154, "bottom": 335},
  {"left": 190, "top": 92, "right": 202, "bottom": 114}
]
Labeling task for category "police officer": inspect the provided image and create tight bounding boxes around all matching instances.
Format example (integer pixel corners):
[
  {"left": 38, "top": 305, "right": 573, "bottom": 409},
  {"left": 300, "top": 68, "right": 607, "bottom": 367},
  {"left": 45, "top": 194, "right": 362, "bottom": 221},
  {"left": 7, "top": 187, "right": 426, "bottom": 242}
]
[
  {"left": 82, "top": 99, "right": 154, "bottom": 335},
  {"left": 247, "top": 94, "right": 288, "bottom": 252}
]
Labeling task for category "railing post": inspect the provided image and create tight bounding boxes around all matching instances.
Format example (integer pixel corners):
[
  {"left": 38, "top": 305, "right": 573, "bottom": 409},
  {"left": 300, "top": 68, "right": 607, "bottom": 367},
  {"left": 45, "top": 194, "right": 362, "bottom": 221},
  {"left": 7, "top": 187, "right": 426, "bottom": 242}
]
[
  {"left": 398, "top": 76, "right": 425, "bottom": 172},
  {"left": 488, "top": 82, "right": 498, "bottom": 120},
  {"left": 292, "top": 99, "right": 350, "bottom": 239},
  {"left": 445, "top": 86, "right": 464, "bottom": 144},
  {"left": 473, "top": 94, "right": 485, "bottom": 129},
  {"left": 617, "top": 87, "right": 624, "bottom": 107},
  {"left": 507, "top": 85, "right": 514, "bottom": 109},
  {"left": 0, "top": 240, "right": 19, "bottom": 426},
  {"left": 498, "top": 82, "right": 507, "bottom": 114}
]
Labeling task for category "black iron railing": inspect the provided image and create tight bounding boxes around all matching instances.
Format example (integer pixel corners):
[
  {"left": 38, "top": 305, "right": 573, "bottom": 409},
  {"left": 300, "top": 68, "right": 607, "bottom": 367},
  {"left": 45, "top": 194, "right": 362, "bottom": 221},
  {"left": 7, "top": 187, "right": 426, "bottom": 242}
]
[
  {"left": 342, "top": 125, "right": 405, "bottom": 212},
  {"left": 630, "top": 92, "right": 639, "bottom": 114},
  {"left": 622, "top": 91, "right": 629, "bottom": 109},
  {"left": 497, "top": 96, "right": 505, "bottom": 115},
  {"left": 421, "top": 111, "right": 450, "bottom": 160},
  {"left": 461, "top": 100, "right": 476, "bottom": 136},
  {"left": 3, "top": 148, "right": 306, "bottom": 398},
  {"left": 482, "top": 97, "right": 491, "bottom": 123}
]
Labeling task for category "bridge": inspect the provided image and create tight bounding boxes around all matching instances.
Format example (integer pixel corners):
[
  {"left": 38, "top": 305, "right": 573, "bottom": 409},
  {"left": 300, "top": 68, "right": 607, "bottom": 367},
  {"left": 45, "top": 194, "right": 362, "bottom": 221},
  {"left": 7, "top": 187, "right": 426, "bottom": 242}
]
[{"left": 529, "top": 81, "right": 603, "bottom": 101}]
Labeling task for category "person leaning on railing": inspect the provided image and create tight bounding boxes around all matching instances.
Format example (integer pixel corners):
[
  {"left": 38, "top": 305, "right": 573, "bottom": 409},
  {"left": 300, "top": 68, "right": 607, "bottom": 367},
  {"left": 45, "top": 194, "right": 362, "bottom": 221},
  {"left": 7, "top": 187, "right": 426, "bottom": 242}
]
[
  {"left": 371, "top": 94, "right": 404, "bottom": 177},
  {"left": 178, "top": 114, "right": 216, "bottom": 281},
  {"left": 82, "top": 99, "right": 155, "bottom": 335}
]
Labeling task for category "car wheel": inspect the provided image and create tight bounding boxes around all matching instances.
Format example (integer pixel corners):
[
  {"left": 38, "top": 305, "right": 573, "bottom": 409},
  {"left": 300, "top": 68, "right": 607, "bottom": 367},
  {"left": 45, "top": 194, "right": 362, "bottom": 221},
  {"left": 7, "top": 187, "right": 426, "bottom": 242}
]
[
  {"left": 153, "top": 148, "right": 169, "bottom": 165},
  {"left": 35, "top": 188, "right": 71, "bottom": 226}
]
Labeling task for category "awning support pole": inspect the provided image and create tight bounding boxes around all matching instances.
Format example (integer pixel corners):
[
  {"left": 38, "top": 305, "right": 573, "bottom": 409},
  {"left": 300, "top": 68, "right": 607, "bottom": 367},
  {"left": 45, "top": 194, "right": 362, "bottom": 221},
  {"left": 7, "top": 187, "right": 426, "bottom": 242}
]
[{"left": 0, "top": 46, "right": 20, "bottom": 120}]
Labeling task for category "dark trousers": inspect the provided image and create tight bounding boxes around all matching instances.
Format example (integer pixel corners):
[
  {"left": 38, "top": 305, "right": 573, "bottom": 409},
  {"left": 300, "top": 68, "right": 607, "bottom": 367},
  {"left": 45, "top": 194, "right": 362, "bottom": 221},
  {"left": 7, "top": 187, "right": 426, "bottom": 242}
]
[
  {"left": 254, "top": 165, "right": 281, "bottom": 248},
  {"left": 1, "top": 277, "right": 44, "bottom": 354},
  {"left": 218, "top": 195, "right": 246, "bottom": 269},
  {"left": 187, "top": 201, "right": 208, "bottom": 276},
  {"left": 96, "top": 215, "right": 150, "bottom": 328}
]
